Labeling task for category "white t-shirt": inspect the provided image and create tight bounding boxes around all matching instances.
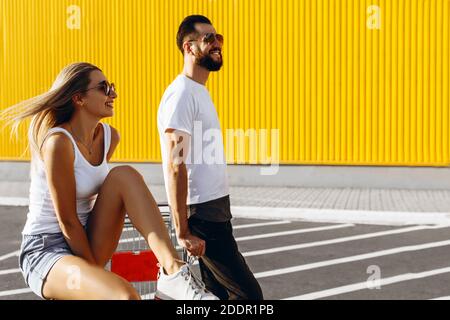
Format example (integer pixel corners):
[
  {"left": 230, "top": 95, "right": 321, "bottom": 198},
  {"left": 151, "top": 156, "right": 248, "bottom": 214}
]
[
  {"left": 157, "top": 74, "right": 229, "bottom": 205},
  {"left": 23, "top": 124, "right": 111, "bottom": 235}
]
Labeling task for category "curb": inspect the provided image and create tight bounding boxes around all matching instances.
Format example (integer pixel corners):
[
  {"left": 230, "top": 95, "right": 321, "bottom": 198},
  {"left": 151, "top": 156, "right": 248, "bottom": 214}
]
[
  {"left": 230, "top": 206, "right": 450, "bottom": 226},
  {"left": 2, "top": 197, "right": 450, "bottom": 226}
]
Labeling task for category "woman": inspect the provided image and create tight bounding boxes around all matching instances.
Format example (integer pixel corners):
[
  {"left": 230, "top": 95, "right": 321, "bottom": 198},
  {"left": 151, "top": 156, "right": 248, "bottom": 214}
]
[{"left": 0, "top": 62, "right": 217, "bottom": 300}]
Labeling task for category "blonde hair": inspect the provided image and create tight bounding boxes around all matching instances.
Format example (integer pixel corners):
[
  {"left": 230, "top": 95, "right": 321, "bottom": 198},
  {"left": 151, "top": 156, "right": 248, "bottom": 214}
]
[{"left": 0, "top": 62, "right": 101, "bottom": 158}]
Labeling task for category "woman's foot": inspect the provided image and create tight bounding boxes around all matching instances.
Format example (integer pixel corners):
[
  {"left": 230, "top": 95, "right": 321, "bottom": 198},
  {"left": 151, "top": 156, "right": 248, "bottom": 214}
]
[
  {"left": 155, "top": 264, "right": 219, "bottom": 300},
  {"left": 162, "top": 259, "right": 186, "bottom": 275}
]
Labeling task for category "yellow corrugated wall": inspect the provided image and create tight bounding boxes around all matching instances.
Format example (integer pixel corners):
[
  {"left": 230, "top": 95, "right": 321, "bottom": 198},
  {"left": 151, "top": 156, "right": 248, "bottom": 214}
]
[{"left": 0, "top": 0, "right": 449, "bottom": 166}]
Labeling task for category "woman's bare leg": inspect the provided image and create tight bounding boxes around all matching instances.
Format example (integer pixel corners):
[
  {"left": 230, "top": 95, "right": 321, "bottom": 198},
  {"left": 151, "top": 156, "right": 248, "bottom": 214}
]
[
  {"left": 42, "top": 255, "right": 141, "bottom": 300},
  {"left": 87, "top": 165, "right": 184, "bottom": 273}
]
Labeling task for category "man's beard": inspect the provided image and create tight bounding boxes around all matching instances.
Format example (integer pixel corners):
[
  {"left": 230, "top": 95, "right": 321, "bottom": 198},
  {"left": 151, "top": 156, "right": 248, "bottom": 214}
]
[{"left": 195, "top": 52, "right": 223, "bottom": 71}]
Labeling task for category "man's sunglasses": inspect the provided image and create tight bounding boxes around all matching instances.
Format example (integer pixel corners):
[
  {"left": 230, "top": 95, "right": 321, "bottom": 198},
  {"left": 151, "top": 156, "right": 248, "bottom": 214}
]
[
  {"left": 82, "top": 81, "right": 116, "bottom": 97},
  {"left": 189, "top": 33, "right": 224, "bottom": 46}
]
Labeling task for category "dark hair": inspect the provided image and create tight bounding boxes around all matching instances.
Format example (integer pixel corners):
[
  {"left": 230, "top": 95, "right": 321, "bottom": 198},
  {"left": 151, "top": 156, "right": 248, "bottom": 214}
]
[{"left": 176, "top": 15, "right": 212, "bottom": 54}]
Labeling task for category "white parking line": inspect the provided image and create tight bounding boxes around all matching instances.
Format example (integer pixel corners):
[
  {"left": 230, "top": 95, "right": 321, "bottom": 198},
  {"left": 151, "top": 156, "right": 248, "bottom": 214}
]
[
  {"left": 235, "top": 224, "right": 354, "bottom": 242},
  {"left": 125, "top": 221, "right": 292, "bottom": 232},
  {"left": 0, "top": 268, "right": 21, "bottom": 276},
  {"left": 0, "top": 288, "right": 32, "bottom": 297},
  {"left": 254, "top": 239, "right": 450, "bottom": 279},
  {"left": 233, "top": 221, "right": 291, "bottom": 229},
  {"left": 284, "top": 266, "right": 450, "bottom": 300},
  {"left": 118, "top": 224, "right": 353, "bottom": 244},
  {"left": 243, "top": 225, "right": 448, "bottom": 257},
  {"left": 0, "top": 250, "right": 20, "bottom": 262}
]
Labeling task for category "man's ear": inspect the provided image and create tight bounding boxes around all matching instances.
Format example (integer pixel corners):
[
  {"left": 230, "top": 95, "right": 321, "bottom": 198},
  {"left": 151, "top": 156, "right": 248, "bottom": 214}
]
[{"left": 183, "top": 41, "right": 194, "bottom": 56}]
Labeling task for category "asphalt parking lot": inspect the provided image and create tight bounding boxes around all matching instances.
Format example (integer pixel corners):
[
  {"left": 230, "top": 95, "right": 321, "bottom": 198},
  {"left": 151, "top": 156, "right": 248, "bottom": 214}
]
[{"left": 2, "top": 205, "right": 450, "bottom": 300}]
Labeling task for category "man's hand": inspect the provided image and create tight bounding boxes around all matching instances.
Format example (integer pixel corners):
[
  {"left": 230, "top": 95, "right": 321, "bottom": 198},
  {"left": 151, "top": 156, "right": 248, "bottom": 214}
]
[{"left": 178, "top": 233, "right": 206, "bottom": 257}]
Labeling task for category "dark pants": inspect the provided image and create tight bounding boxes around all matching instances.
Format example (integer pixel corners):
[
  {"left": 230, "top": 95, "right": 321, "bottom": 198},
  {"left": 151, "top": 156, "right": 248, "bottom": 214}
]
[{"left": 188, "top": 217, "right": 264, "bottom": 300}]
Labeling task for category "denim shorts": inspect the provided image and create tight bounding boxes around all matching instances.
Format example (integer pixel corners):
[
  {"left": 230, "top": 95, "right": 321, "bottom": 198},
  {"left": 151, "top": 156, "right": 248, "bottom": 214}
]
[{"left": 18, "top": 232, "right": 74, "bottom": 299}]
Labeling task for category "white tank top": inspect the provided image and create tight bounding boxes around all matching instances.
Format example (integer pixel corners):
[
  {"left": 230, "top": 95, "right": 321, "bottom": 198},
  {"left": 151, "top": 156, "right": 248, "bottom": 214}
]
[{"left": 22, "top": 123, "right": 111, "bottom": 235}]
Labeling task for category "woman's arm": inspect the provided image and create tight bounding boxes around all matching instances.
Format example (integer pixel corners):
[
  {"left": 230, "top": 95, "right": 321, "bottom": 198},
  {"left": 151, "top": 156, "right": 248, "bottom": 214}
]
[
  {"left": 106, "top": 126, "right": 120, "bottom": 161},
  {"left": 42, "top": 133, "right": 97, "bottom": 264}
]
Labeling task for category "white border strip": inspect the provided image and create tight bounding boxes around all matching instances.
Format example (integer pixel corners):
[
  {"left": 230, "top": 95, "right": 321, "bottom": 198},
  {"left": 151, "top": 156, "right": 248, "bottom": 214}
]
[{"left": 231, "top": 206, "right": 450, "bottom": 226}]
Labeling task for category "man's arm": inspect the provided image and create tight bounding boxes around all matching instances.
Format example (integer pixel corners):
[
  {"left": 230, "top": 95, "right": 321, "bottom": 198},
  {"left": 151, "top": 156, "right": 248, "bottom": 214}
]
[{"left": 165, "top": 129, "right": 206, "bottom": 257}]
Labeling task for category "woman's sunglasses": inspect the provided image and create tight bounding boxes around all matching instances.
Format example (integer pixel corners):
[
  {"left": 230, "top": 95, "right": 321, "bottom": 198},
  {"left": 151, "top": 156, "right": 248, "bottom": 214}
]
[
  {"left": 82, "top": 81, "right": 116, "bottom": 97},
  {"left": 189, "top": 33, "right": 224, "bottom": 46}
]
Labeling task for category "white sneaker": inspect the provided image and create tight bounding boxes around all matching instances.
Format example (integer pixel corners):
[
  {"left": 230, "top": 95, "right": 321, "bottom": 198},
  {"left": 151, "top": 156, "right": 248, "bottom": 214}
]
[{"left": 155, "top": 264, "right": 219, "bottom": 300}]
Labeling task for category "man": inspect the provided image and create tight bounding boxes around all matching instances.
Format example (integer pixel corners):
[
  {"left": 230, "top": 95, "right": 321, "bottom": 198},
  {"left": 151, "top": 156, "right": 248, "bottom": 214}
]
[{"left": 157, "top": 15, "right": 263, "bottom": 300}]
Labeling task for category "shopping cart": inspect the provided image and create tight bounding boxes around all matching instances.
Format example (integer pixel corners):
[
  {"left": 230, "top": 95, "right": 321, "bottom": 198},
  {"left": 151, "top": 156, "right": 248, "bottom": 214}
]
[{"left": 106, "top": 203, "right": 184, "bottom": 300}]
